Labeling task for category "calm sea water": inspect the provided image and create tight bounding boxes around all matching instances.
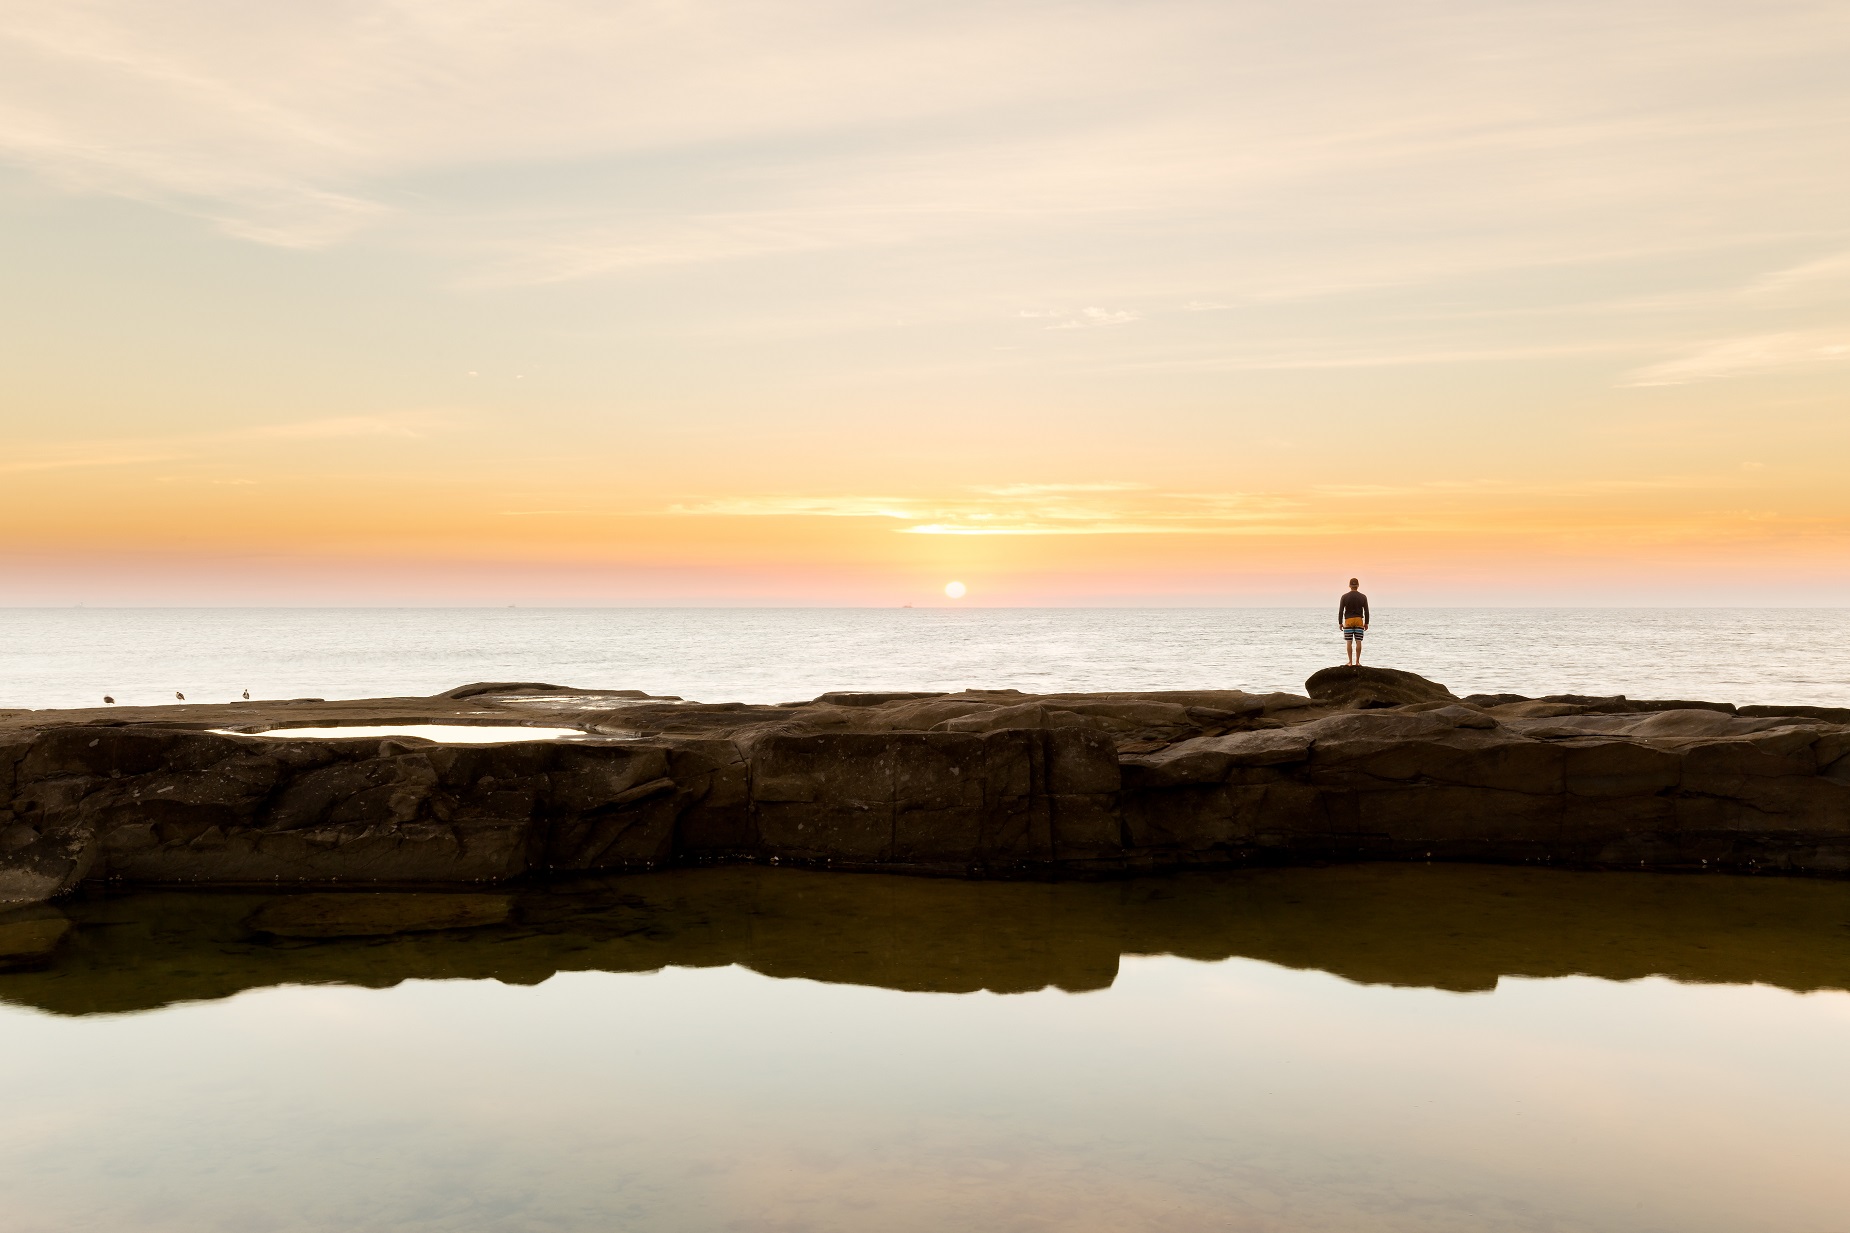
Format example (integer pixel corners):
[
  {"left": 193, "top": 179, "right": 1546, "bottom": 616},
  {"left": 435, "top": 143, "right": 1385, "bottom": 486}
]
[{"left": 3, "top": 606, "right": 1847, "bottom": 710}]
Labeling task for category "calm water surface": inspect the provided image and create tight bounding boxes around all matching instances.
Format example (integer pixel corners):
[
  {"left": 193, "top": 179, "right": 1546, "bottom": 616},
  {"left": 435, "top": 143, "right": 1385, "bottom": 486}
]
[
  {"left": 2, "top": 606, "right": 1847, "bottom": 710},
  {"left": 4, "top": 865, "right": 1850, "bottom": 1232}
]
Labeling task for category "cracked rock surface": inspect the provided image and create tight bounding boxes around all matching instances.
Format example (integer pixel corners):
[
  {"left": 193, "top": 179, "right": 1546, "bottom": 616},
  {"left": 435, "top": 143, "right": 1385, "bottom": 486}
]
[{"left": 4, "top": 668, "right": 1848, "bottom": 905}]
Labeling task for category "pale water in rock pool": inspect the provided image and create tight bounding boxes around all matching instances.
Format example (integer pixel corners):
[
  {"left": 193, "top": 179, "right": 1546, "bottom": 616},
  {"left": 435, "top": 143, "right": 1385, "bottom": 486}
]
[
  {"left": 4, "top": 865, "right": 1850, "bottom": 1232},
  {"left": 211, "top": 724, "right": 591, "bottom": 742},
  {"left": 5, "top": 610, "right": 1850, "bottom": 1231}
]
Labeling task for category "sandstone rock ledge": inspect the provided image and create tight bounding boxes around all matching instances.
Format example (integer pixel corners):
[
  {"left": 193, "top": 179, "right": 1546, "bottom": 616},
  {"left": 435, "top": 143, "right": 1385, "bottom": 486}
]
[{"left": 3, "top": 668, "right": 1848, "bottom": 905}]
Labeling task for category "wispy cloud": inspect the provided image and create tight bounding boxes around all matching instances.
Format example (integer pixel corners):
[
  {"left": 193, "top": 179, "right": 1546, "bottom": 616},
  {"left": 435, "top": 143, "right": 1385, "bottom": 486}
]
[
  {"left": 0, "top": 0, "right": 1233, "bottom": 251},
  {"left": 650, "top": 475, "right": 1794, "bottom": 540},
  {"left": 1623, "top": 331, "right": 1850, "bottom": 386},
  {"left": 1021, "top": 306, "right": 1141, "bottom": 330},
  {"left": 470, "top": 211, "right": 927, "bottom": 284},
  {"left": 1094, "top": 339, "right": 1640, "bottom": 375},
  {"left": 236, "top": 414, "right": 441, "bottom": 440},
  {"left": 663, "top": 486, "right": 1307, "bottom": 536},
  {"left": 668, "top": 497, "right": 920, "bottom": 519},
  {"left": 899, "top": 521, "right": 1221, "bottom": 536},
  {"left": 973, "top": 482, "right": 1148, "bottom": 497},
  {"left": 10, "top": 0, "right": 1840, "bottom": 299},
  {"left": 498, "top": 509, "right": 614, "bottom": 517},
  {"left": 1746, "top": 249, "right": 1850, "bottom": 298},
  {"left": 1309, "top": 475, "right": 1742, "bottom": 499},
  {"left": 0, "top": 451, "right": 180, "bottom": 475},
  {"left": 3, "top": 413, "right": 451, "bottom": 477}
]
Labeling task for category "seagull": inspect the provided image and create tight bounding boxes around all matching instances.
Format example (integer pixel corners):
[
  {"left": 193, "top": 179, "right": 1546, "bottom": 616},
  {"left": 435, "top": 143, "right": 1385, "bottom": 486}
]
[
  {"left": 175, "top": 692, "right": 185, "bottom": 701},
  {"left": 242, "top": 689, "right": 250, "bottom": 700},
  {"left": 103, "top": 696, "right": 114, "bottom": 704}
]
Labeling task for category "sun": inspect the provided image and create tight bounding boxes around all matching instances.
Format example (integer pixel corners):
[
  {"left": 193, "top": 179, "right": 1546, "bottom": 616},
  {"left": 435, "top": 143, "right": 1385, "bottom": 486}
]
[{"left": 943, "top": 580, "right": 967, "bottom": 599}]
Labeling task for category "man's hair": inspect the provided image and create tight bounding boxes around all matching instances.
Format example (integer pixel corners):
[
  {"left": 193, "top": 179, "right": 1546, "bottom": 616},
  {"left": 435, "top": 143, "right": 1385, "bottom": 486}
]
[{"left": 1348, "top": 578, "right": 1359, "bottom": 587}]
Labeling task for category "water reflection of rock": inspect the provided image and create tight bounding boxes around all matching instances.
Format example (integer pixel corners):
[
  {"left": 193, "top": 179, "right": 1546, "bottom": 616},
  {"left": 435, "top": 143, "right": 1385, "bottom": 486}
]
[
  {"left": 0, "top": 905, "right": 72, "bottom": 970},
  {"left": 246, "top": 892, "right": 513, "bottom": 937},
  {"left": 5, "top": 863, "right": 1848, "bottom": 1016}
]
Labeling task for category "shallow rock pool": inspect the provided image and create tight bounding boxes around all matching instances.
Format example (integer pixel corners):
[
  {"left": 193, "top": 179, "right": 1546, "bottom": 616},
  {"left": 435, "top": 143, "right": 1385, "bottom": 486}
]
[
  {"left": 3, "top": 863, "right": 1849, "bottom": 1232},
  {"left": 213, "top": 723, "right": 589, "bottom": 742}
]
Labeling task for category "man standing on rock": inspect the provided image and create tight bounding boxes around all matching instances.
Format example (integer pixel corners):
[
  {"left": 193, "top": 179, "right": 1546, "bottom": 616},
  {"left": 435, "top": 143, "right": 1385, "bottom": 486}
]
[{"left": 1339, "top": 578, "right": 1369, "bottom": 666}]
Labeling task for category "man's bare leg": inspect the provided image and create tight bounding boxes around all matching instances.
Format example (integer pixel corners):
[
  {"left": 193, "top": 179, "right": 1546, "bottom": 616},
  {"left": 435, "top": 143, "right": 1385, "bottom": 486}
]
[{"left": 1354, "top": 635, "right": 1363, "bottom": 666}]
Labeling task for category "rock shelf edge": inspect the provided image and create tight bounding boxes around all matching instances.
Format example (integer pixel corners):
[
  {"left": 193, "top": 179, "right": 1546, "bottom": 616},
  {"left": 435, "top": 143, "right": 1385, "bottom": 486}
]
[{"left": 4, "top": 667, "right": 1849, "bottom": 907}]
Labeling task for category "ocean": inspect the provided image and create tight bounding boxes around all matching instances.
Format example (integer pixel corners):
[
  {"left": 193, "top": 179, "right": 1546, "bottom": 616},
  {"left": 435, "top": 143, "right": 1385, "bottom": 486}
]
[{"left": 3, "top": 606, "right": 1846, "bottom": 711}]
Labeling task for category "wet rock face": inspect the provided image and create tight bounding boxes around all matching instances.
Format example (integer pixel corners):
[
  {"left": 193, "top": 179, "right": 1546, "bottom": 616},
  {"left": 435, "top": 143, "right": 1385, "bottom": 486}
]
[
  {"left": 1305, "top": 666, "right": 1458, "bottom": 708},
  {"left": 3, "top": 678, "right": 1850, "bottom": 903},
  {"left": 1120, "top": 706, "right": 1850, "bottom": 872},
  {"left": 0, "top": 730, "right": 692, "bottom": 903}
]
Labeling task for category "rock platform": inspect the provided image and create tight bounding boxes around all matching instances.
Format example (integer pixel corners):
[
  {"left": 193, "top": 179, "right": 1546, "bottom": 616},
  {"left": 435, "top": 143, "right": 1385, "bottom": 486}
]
[{"left": 4, "top": 668, "right": 1849, "bottom": 906}]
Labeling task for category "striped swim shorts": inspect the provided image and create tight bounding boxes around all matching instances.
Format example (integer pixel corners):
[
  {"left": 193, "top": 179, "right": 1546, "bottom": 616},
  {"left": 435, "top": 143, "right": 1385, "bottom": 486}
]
[{"left": 1343, "top": 626, "right": 1366, "bottom": 641}]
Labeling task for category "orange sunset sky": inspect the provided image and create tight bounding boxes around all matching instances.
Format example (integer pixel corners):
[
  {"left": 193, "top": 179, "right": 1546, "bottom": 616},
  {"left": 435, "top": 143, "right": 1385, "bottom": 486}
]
[{"left": 3, "top": 1, "right": 1849, "bottom": 605}]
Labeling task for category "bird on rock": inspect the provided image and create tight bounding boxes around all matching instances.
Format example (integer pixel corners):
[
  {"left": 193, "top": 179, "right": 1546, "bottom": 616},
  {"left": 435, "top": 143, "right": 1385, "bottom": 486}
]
[
  {"left": 242, "top": 689, "right": 250, "bottom": 700},
  {"left": 103, "top": 696, "right": 114, "bottom": 704},
  {"left": 175, "top": 692, "right": 185, "bottom": 701}
]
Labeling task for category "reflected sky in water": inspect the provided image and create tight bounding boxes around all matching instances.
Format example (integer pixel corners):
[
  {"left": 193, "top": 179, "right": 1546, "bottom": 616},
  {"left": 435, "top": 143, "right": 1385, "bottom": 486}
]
[
  {"left": 211, "top": 724, "right": 586, "bottom": 743},
  {"left": 3, "top": 865, "right": 1850, "bottom": 1232}
]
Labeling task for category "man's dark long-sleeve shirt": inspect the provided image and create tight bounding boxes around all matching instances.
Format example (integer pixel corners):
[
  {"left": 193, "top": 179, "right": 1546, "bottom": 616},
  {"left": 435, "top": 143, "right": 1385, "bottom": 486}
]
[{"left": 1339, "top": 591, "right": 1369, "bottom": 625}]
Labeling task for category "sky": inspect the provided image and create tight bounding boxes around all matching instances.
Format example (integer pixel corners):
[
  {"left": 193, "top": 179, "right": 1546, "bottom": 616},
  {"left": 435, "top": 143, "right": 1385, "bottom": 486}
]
[{"left": 2, "top": 0, "right": 1848, "bottom": 606}]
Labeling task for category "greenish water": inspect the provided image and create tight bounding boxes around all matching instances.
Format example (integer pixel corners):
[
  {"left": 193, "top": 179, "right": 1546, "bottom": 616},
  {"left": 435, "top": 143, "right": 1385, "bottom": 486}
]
[{"left": 3, "top": 865, "right": 1850, "bottom": 1231}]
